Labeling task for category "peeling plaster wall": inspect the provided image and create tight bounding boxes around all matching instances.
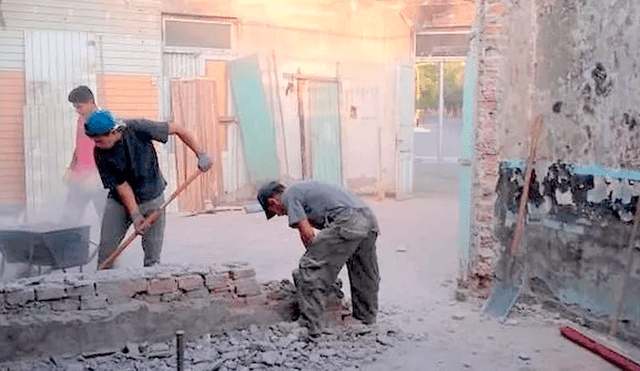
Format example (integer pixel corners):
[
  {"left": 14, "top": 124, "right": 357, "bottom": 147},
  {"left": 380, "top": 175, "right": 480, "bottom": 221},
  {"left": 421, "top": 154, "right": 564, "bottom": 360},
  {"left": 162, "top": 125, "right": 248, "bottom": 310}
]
[{"left": 472, "top": 0, "right": 640, "bottom": 336}]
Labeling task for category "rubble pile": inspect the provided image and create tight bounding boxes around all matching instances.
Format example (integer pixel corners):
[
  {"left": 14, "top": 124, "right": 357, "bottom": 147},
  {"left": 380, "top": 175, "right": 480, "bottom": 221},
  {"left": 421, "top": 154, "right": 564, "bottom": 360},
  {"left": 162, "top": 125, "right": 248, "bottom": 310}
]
[{"left": 0, "top": 318, "right": 426, "bottom": 371}]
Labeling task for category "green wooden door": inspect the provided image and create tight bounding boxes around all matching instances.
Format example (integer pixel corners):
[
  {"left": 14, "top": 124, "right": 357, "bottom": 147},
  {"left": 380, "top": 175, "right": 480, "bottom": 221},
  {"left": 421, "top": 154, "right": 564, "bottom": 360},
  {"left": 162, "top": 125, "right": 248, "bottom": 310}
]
[{"left": 308, "top": 82, "right": 342, "bottom": 184}]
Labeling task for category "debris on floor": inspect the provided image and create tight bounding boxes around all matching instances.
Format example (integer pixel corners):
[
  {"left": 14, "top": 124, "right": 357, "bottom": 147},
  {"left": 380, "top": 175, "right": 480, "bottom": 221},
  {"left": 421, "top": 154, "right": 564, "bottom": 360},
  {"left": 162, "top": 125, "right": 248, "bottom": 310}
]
[{"left": 0, "top": 318, "right": 423, "bottom": 371}]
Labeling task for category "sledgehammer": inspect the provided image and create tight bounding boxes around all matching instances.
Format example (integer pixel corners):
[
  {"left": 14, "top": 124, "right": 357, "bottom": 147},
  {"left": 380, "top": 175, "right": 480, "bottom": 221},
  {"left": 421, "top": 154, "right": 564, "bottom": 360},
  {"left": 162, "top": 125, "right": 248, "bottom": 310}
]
[{"left": 98, "top": 170, "right": 202, "bottom": 270}]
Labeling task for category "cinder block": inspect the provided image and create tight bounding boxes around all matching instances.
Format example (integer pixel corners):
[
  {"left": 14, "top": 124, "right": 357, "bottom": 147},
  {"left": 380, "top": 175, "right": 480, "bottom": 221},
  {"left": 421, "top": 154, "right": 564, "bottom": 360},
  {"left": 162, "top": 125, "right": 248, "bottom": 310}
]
[
  {"left": 148, "top": 277, "right": 178, "bottom": 295},
  {"left": 51, "top": 298, "right": 81, "bottom": 311},
  {"left": 205, "top": 273, "right": 230, "bottom": 291},
  {"left": 66, "top": 283, "right": 95, "bottom": 298},
  {"left": 177, "top": 274, "right": 204, "bottom": 292},
  {"left": 81, "top": 295, "right": 108, "bottom": 310},
  {"left": 5, "top": 288, "right": 35, "bottom": 306},
  {"left": 35, "top": 285, "right": 67, "bottom": 301},
  {"left": 234, "top": 278, "right": 261, "bottom": 297}
]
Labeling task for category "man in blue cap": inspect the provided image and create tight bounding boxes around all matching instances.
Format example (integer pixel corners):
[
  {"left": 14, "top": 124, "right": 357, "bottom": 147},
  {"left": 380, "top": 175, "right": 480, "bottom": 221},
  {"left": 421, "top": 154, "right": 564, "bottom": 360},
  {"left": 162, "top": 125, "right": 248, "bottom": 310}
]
[
  {"left": 257, "top": 180, "right": 380, "bottom": 337},
  {"left": 85, "top": 109, "right": 212, "bottom": 268}
]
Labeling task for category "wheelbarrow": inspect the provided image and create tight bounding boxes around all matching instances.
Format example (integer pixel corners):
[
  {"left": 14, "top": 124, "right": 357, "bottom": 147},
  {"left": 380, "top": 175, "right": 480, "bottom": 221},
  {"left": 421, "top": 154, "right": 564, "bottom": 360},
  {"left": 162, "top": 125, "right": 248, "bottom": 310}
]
[{"left": 0, "top": 223, "right": 93, "bottom": 278}]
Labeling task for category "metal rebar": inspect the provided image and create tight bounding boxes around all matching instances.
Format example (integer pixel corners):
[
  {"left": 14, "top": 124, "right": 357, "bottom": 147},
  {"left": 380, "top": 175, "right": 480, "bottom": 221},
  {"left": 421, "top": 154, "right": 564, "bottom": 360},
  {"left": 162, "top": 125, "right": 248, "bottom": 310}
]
[{"left": 176, "top": 330, "right": 185, "bottom": 371}]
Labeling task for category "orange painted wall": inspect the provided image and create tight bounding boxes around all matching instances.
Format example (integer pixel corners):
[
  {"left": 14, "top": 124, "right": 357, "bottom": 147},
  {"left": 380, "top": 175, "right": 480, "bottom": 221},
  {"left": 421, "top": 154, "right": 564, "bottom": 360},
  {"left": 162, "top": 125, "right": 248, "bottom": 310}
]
[
  {"left": 97, "top": 74, "right": 159, "bottom": 119},
  {"left": 0, "top": 70, "right": 26, "bottom": 205}
]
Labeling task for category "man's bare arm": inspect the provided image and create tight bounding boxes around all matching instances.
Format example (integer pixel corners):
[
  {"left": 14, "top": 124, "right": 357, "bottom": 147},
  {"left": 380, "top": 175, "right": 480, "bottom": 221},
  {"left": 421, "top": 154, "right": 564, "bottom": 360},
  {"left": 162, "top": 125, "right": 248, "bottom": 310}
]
[
  {"left": 297, "top": 218, "right": 316, "bottom": 248},
  {"left": 168, "top": 123, "right": 212, "bottom": 172}
]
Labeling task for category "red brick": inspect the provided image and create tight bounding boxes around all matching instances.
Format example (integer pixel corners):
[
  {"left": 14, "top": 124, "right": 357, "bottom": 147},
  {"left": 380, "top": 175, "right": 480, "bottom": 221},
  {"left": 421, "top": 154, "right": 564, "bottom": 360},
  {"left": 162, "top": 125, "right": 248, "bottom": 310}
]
[
  {"left": 177, "top": 274, "right": 204, "bottom": 292},
  {"left": 205, "top": 273, "right": 230, "bottom": 291},
  {"left": 148, "top": 277, "right": 178, "bottom": 295}
]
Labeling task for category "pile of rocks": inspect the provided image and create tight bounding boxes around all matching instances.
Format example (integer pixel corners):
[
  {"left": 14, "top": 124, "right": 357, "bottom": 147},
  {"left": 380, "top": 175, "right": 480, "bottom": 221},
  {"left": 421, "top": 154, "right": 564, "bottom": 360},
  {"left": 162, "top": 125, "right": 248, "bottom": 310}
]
[{"left": 0, "top": 319, "right": 427, "bottom": 371}]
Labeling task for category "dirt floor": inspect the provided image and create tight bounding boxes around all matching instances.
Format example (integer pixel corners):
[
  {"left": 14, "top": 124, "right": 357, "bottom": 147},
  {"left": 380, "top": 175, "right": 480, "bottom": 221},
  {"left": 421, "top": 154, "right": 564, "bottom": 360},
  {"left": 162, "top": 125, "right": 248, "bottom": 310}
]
[{"left": 0, "top": 195, "right": 631, "bottom": 370}]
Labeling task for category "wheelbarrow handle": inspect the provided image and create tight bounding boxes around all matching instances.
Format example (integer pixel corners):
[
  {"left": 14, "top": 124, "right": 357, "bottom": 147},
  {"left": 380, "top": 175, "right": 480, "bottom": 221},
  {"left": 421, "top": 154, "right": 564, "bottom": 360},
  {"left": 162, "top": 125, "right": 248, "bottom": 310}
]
[{"left": 98, "top": 170, "right": 203, "bottom": 270}]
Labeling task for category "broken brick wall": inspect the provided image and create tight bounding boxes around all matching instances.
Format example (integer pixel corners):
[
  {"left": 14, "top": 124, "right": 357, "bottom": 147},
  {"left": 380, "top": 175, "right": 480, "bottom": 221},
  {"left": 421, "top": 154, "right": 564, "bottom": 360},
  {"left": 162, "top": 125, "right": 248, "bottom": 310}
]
[
  {"left": 0, "top": 262, "right": 301, "bottom": 362},
  {"left": 471, "top": 0, "right": 640, "bottom": 333}
]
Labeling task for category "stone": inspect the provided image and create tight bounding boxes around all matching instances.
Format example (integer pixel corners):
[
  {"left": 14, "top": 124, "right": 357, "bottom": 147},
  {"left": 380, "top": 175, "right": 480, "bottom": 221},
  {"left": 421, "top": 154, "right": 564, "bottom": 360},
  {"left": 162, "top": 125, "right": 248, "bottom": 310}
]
[
  {"left": 518, "top": 353, "right": 531, "bottom": 361},
  {"left": 51, "top": 297, "right": 81, "bottom": 311},
  {"left": 261, "top": 351, "right": 280, "bottom": 365},
  {"left": 452, "top": 314, "right": 465, "bottom": 321},
  {"left": 5, "top": 288, "right": 35, "bottom": 306},
  {"left": 205, "top": 272, "right": 230, "bottom": 291},
  {"left": 223, "top": 262, "right": 255, "bottom": 280},
  {"left": 234, "top": 278, "right": 261, "bottom": 297},
  {"left": 148, "top": 277, "right": 178, "bottom": 295},
  {"left": 66, "top": 283, "right": 95, "bottom": 297},
  {"left": 35, "top": 284, "right": 67, "bottom": 301},
  {"left": 81, "top": 295, "right": 108, "bottom": 310},
  {"left": 455, "top": 290, "right": 468, "bottom": 302},
  {"left": 309, "top": 353, "right": 321, "bottom": 363},
  {"left": 463, "top": 362, "right": 471, "bottom": 368},
  {"left": 177, "top": 274, "right": 205, "bottom": 292}
]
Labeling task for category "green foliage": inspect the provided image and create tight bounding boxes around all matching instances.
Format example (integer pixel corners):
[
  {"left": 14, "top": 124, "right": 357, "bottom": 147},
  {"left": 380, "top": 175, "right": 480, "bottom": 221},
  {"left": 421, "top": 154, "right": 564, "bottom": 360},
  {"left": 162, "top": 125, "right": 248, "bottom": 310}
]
[{"left": 415, "top": 61, "right": 465, "bottom": 114}]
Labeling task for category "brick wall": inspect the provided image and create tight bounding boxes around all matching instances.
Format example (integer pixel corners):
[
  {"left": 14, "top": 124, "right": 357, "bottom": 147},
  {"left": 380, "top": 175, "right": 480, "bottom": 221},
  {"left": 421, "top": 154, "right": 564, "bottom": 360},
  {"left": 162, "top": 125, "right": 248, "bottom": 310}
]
[
  {"left": 0, "top": 262, "right": 306, "bottom": 362},
  {"left": 468, "top": 0, "right": 508, "bottom": 294}
]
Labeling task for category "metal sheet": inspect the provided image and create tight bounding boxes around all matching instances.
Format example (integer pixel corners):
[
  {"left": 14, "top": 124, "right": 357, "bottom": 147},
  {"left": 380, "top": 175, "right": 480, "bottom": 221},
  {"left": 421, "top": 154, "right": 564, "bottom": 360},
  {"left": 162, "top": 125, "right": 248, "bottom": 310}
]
[
  {"left": 308, "top": 81, "right": 342, "bottom": 184},
  {"left": 228, "top": 55, "right": 279, "bottom": 184},
  {"left": 23, "top": 30, "right": 96, "bottom": 211},
  {"left": 395, "top": 63, "right": 415, "bottom": 199}
]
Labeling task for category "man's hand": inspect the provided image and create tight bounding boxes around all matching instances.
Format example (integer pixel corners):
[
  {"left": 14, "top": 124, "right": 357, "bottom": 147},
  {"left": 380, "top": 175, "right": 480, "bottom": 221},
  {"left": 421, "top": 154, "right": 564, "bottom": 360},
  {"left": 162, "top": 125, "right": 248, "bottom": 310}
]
[
  {"left": 197, "top": 152, "right": 213, "bottom": 172},
  {"left": 298, "top": 219, "right": 316, "bottom": 248},
  {"left": 131, "top": 211, "right": 149, "bottom": 235}
]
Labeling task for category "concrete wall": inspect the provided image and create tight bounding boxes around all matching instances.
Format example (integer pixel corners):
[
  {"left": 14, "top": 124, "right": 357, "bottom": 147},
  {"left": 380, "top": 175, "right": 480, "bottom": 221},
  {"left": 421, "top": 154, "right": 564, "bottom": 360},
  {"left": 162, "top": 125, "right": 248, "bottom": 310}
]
[
  {"left": 0, "top": 262, "right": 306, "bottom": 362},
  {"left": 470, "top": 0, "right": 640, "bottom": 340}
]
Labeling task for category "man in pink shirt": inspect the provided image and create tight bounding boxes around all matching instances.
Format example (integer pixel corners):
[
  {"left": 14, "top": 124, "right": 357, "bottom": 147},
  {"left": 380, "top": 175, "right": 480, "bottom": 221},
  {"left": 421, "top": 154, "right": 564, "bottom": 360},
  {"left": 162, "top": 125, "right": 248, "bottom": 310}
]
[{"left": 62, "top": 86, "right": 106, "bottom": 224}]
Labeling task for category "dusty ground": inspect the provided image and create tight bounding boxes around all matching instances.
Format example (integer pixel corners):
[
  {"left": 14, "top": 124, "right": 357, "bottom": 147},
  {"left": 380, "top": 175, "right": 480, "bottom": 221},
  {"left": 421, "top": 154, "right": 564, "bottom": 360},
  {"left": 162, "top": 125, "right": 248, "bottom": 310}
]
[{"left": 0, "top": 194, "right": 629, "bottom": 370}]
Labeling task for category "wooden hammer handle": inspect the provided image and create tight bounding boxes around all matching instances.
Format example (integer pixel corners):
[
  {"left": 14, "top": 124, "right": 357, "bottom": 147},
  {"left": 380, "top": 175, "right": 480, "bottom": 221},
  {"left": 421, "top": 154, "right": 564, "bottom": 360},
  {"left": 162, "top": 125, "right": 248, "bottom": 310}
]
[{"left": 98, "top": 170, "right": 202, "bottom": 270}]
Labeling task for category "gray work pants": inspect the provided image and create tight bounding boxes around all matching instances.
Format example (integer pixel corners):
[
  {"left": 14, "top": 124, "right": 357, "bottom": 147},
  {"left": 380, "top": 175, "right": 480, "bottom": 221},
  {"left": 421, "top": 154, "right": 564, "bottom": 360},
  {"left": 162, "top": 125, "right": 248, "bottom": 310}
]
[
  {"left": 293, "top": 207, "right": 380, "bottom": 334},
  {"left": 97, "top": 194, "right": 166, "bottom": 268}
]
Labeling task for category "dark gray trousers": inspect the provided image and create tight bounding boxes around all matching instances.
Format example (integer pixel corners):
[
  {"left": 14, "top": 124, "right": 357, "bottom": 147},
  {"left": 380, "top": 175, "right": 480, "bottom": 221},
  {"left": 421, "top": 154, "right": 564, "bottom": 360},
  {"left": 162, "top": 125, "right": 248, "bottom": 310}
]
[
  {"left": 293, "top": 208, "right": 380, "bottom": 333},
  {"left": 97, "top": 194, "right": 165, "bottom": 268}
]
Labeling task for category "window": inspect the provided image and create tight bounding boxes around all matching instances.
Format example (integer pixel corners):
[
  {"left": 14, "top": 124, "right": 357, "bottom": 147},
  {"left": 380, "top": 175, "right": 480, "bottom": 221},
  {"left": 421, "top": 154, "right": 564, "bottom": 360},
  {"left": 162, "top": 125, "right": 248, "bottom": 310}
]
[
  {"left": 416, "top": 31, "right": 470, "bottom": 58},
  {"left": 163, "top": 16, "right": 235, "bottom": 52}
]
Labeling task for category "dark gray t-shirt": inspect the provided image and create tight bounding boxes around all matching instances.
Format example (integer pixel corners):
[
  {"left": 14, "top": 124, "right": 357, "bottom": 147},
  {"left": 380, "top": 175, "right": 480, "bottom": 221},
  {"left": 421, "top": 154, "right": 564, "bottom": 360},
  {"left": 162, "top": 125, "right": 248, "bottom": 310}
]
[
  {"left": 94, "top": 119, "right": 169, "bottom": 204},
  {"left": 282, "top": 180, "right": 366, "bottom": 229}
]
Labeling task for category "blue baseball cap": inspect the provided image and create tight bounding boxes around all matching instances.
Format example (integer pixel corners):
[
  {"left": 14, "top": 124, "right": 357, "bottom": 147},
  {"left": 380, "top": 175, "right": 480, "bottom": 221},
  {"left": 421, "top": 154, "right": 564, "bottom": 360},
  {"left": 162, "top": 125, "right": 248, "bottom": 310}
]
[{"left": 85, "top": 109, "right": 117, "bottom": 137}]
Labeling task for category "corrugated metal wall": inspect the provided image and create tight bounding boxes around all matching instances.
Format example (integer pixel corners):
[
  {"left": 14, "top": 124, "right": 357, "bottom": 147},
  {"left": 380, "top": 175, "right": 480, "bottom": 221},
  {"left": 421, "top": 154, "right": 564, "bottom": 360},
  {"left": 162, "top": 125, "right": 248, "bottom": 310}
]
[
  {"left": 0, "top": 0, "right": 163, "bottom": 207},
  {"left": 23, "top": 30, "right": 97, "bottom": 211}
]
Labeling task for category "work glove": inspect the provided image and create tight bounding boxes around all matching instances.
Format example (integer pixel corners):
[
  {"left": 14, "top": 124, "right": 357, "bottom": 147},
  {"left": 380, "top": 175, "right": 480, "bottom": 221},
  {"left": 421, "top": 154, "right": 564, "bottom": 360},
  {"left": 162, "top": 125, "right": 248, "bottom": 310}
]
[
  {"left": 131, "top": 211, "right": 149, "bottom": 235},
  {"left": 197, "top": 152, "right": 213, "bottom": 173}
]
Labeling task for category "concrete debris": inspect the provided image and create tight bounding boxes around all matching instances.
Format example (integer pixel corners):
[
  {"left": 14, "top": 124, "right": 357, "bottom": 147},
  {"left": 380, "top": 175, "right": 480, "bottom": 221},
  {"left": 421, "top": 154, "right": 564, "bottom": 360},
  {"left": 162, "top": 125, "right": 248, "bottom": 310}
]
[
  {"left": 0, "top": 320, "right": 413, "bottom": 371},
  {"left": 518, "top": 353, "right": 531, "bottom": 361}
]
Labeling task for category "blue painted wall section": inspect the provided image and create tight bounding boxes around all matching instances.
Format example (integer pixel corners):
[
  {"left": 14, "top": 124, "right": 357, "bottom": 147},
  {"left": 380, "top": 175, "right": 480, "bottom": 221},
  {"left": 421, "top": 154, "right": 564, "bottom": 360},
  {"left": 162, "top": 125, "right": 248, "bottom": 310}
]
[
  {"left": 496, "top": 160, "right": 640, "bottom": 338},
  {"left": 229, "top": 55, "right": 280, "bottom": 184}
]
